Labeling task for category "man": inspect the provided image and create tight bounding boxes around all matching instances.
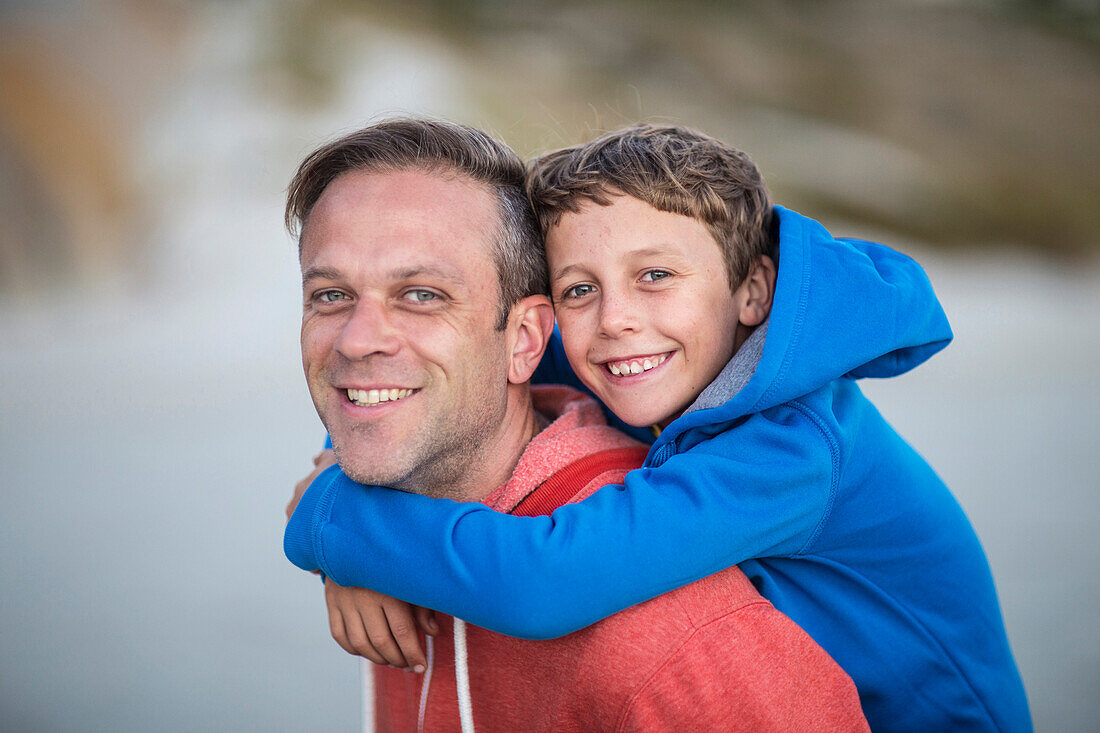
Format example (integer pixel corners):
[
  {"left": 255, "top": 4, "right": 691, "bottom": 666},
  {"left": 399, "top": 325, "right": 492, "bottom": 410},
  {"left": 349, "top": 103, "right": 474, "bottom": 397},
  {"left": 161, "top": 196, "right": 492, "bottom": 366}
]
[{"left": 285, "top": 118, "right": 868, "bottom": 731}]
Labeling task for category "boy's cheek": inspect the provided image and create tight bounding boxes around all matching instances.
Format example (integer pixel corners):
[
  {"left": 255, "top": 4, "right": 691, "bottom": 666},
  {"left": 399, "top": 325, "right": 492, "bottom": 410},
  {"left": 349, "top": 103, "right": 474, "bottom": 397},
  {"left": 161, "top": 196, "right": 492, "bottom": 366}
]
[
  {"left": 557, "top": 328, "right": 602, "bottom": 390},
  {"left": 555, "top": 318, "right": 589, "bottom": 361}
]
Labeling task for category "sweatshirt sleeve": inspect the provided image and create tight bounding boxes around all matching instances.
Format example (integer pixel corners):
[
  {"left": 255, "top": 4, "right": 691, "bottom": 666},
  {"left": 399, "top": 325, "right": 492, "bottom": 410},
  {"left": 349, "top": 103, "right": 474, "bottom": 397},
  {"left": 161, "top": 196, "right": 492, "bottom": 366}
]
[
  {"left": 284, "top": 404, "right": 836, "bottom": 639},
  {"left": 617, "top": 599, "right": 869, "bottom": 732}
]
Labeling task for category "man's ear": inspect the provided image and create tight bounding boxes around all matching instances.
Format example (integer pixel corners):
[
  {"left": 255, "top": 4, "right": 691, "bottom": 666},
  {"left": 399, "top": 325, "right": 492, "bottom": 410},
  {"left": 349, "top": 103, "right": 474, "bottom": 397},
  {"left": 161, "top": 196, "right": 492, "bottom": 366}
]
[
  {"left": 736, "top": 254, "right": 777, "bottom": 327},
  {"left": 505, "top": 294, "right": 555, "bottom": 385}
]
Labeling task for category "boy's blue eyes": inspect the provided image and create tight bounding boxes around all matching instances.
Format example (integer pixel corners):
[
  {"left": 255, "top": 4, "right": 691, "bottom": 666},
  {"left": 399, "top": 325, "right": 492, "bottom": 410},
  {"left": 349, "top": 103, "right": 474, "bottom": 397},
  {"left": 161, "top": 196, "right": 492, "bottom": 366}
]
[
  {"left": 565, "top": 284, "right": 597, "bottom": 299},
  {"left": 561, "top": 270, "right": 674, "bottom": 299}
]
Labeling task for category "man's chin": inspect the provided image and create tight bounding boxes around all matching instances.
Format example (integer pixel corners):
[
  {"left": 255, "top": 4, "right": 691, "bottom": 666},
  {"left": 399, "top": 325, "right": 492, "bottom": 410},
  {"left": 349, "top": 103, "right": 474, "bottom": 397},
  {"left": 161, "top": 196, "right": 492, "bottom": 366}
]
[
  {"left": 325, "top": 420, "right": 403, "bottom": 480},
  {"left": 335, "top": 453, "right": 458, "bottom": 499},
  {"left": 330, "top": 450, "right": 399, "bottom": 489}
]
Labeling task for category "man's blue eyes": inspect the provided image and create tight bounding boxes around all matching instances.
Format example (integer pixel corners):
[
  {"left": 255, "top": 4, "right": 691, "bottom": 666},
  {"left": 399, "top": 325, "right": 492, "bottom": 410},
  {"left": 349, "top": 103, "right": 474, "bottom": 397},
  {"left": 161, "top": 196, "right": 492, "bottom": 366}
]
[
  {"left": 314, "top": 290, "right": 438, "bottom": 304},
  {"left": 404, "top": 290, "right": 438, "bottom": 303}
]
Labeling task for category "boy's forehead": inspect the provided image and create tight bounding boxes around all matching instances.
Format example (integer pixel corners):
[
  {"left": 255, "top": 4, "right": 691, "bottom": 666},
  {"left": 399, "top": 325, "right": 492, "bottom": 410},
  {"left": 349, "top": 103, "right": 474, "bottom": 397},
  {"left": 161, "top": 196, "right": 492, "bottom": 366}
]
[{"left": 545, "top": 195, "right": 721, "bottom": 259}]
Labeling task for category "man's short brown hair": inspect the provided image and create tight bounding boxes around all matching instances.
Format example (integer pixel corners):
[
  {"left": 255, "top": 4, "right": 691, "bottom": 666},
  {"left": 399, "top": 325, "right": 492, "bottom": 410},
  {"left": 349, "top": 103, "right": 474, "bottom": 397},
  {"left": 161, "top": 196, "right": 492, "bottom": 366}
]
[
  {"left": 286, "top": 118, "right": 548, "bottom": 328},
  {"left": 526, "top": 124, "right": 772, "bottom": 290}
]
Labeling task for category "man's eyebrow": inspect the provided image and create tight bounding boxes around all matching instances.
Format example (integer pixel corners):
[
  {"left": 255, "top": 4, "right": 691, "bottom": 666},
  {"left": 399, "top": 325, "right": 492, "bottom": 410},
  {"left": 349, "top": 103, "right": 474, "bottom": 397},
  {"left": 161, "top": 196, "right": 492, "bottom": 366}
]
[
  {"left": 302, "top": 265, "right": 342, "bottom": 285},
  {"left": 302, "top": 263, "right": 468, "bottom": 286},
  {"left": 390, "top": 264, "right": 466, "bottom": 284}
]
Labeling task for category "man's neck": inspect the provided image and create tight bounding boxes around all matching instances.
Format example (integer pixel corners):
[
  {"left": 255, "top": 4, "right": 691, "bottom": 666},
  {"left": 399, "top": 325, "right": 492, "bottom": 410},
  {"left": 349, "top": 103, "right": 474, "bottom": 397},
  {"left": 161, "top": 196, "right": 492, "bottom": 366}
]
[{"left": 419, "top": 385, "right": 544, "bottom": 503}]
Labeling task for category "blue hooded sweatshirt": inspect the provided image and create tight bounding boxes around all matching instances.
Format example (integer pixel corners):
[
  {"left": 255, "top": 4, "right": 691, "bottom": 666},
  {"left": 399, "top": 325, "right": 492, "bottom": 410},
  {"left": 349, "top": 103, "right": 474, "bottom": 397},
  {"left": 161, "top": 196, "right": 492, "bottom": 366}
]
[{"left": 285, "top": 207, "right": 1031, "bottom": 732}]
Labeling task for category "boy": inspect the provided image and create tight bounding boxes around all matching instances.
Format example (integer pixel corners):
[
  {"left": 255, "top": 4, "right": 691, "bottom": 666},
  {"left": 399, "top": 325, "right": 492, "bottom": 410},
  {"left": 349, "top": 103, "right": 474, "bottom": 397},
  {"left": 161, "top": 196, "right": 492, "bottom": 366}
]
[{"left": 287, "top": 125, "right": 1031, "bottom": 731}]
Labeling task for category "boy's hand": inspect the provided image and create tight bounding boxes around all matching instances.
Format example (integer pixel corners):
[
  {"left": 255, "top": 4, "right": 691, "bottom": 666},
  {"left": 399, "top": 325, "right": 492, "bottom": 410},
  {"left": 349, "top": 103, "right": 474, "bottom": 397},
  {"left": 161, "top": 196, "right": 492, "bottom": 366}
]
[
  {"left": 292, "top": 450, "right": 440, "bottom": 670},
  {"left": 287, "top": 449, "right": 337, "bottom": 521},
  {"left": 324, "top": 578, "right": 439, "bottom": 672}
]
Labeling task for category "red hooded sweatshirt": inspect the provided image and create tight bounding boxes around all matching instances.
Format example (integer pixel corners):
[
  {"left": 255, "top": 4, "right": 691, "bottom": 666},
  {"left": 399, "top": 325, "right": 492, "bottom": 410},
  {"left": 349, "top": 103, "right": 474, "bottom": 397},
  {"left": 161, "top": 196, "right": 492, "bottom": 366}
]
[{"left": 371, "top": 386, "right": 868, "bottom": 732}]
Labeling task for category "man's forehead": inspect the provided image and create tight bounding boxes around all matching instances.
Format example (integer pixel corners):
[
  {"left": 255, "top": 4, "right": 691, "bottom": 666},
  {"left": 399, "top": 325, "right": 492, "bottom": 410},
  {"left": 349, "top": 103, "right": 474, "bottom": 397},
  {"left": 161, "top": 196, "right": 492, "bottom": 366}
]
[
  {"left": 299, "top": 169, "right": 501, "bottom": 289},
  {"left": 302, "top": 169, "right": 495, "bottom": 251},
  {"left": 317, "top": 167, "right": 495, "bottom": 221}
]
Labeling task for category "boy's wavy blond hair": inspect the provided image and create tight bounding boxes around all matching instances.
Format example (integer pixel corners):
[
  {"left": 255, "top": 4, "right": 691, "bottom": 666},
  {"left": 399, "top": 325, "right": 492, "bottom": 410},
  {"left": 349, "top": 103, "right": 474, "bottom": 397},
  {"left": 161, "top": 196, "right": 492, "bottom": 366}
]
[{"left": 526, "top": 124, "right": 773, "bottom": 289}]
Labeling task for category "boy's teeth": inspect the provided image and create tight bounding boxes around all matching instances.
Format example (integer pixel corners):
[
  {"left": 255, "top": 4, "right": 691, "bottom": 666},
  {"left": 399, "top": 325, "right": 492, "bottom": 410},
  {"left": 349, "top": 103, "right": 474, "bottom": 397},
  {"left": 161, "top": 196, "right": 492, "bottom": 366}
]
[
  {"left": 347, "top": 388, "right": 413, "bottom": 406},
  {"left": 607, "top": 353, "right": 668, "bottom": 376}
]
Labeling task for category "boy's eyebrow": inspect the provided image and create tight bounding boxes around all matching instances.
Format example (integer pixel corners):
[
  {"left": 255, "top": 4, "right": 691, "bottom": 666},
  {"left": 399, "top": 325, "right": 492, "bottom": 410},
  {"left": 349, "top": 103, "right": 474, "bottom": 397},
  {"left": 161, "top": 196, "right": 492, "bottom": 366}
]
[
  {"left": 549, "top": 246, "right": 683, "bottom": 281},
  {"left": 626, "top": 246, "right": 679, "bottom": 260},
  {"left": 549, "top": 262, "right": 586, "bottom": 282}
]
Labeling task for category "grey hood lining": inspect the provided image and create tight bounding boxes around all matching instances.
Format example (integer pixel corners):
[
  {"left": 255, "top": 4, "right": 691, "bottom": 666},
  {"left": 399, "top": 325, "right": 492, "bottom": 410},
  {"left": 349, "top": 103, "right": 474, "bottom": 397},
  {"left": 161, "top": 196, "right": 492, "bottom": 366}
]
[{"left": 684, "top": 319, "right": 769, "bottom": 416}]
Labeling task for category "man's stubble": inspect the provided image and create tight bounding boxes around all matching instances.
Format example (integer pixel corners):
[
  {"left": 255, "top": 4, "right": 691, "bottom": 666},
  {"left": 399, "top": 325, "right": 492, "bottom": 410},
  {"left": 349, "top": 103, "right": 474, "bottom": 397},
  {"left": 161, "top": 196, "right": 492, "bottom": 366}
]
[{"left": 328, "top": 357, "right": 512, "bottom": 502}]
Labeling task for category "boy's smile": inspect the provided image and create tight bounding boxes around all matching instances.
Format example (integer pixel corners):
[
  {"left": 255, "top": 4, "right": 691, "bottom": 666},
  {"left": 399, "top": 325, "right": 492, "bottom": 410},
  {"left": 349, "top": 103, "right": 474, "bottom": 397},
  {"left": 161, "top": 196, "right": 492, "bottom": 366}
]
[
  {"left": 546, "top": 194, "right": 756, "bottom": 429},
  {"left": 601, "top": 351, "right": 671, "bottom": 376}
]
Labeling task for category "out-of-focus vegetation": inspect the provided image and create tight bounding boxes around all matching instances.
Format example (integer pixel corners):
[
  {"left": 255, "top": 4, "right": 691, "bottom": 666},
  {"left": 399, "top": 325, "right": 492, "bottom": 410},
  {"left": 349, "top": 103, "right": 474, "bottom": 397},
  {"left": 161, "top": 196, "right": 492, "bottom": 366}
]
[{"left": 1, "top": 0, "right": 1097, "bottom": 293}]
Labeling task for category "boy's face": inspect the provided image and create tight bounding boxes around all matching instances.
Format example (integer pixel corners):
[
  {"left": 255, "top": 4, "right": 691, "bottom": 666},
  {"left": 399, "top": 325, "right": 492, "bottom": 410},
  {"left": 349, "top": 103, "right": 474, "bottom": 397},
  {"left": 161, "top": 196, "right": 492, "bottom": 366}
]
[{"left": 546, "top": 194, "right": 749, "bottom": 428}]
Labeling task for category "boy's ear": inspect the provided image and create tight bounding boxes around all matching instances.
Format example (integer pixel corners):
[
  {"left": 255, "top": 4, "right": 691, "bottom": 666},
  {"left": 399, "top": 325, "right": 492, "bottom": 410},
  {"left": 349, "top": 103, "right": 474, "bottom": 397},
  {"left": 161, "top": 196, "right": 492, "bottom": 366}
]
[
  {"left": 737, "top": 254, "right": 777, "bottom": 327},
  {"left": 506, "top": 294, "right": 555, "bottom": 385}
]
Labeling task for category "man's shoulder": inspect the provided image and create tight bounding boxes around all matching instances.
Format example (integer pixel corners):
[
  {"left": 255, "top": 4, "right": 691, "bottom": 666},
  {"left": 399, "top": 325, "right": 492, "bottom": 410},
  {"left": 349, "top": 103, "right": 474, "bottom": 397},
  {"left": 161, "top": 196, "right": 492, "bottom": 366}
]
[
  {"left": 550, "top": 564, "right": 769, "bottom": 691},
  {"left": 466, "top": 564, "right": 867, "bottom": 731},
  {"left": 460, "top": 567, "right": 772, "bottom": 720},
  {"left": 573, "top": 566, "right": 868, "bottom": 731},
  {"left": 586, "top": 563, "right": 767, "bottom": 642}
]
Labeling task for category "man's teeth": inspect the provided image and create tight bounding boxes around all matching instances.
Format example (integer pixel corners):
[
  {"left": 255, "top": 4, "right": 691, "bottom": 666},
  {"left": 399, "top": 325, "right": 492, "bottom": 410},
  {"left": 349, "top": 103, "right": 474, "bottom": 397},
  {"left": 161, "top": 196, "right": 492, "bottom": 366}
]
[
  {"left": 607, "top": 354, "right": 668, "bottom": 376},
  {"left": 347, "top": 388, "right": 414, "bottom": 406}
]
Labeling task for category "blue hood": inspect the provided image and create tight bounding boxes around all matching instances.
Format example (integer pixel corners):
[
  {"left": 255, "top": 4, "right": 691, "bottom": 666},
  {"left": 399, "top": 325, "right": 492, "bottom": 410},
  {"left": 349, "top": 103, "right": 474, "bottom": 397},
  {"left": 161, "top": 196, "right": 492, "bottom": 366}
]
[{"left": 654, "top": 205, "right": 952, "bottom": 450}]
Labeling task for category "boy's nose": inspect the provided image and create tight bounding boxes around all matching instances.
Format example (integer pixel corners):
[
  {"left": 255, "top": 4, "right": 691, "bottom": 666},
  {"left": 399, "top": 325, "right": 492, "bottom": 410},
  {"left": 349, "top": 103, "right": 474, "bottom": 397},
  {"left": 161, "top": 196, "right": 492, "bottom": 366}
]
[
  {"left": 335, "top": 298, "right": 401, "bottom": 360},
  {"left": 597, "top": 293, "right": 640, "bottom": 338}
]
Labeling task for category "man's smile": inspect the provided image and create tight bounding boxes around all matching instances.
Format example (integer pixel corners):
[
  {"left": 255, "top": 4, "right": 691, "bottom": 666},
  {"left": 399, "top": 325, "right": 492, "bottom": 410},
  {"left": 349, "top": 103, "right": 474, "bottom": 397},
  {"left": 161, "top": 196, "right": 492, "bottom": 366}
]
[{"left": 345, "top": 387, "right": 418, "bottom": 407}]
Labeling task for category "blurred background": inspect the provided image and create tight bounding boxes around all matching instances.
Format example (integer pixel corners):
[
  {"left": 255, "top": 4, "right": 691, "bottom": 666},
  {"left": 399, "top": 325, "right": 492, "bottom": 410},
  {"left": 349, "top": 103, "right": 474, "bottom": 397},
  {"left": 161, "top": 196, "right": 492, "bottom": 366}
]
[{"left": 1, "top": 0, "right": 1097, "bottom": 730}]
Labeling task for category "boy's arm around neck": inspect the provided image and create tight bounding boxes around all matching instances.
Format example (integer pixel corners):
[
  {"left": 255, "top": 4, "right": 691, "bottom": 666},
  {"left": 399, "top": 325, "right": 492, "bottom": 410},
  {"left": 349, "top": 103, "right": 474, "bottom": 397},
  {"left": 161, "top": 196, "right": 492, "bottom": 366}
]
[{"left": 284, "top": 400, "right": 837, "bottom": 639}]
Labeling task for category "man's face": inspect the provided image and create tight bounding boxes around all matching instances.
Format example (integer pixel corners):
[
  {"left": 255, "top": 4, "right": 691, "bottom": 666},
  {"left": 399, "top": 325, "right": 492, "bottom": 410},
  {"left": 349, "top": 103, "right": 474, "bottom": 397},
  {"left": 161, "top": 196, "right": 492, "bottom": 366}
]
[
  {"left": 300, "top": 168, "right": 512, "bottom": 496},
  {"left": 546, "top": 194, "right": 743, "bottom": 428}
]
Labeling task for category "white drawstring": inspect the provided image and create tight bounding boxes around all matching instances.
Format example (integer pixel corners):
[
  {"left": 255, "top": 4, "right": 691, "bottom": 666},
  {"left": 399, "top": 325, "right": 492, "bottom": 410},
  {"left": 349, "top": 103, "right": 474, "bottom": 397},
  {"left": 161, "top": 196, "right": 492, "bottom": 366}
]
[
  {"left": 359, "top": 657, "right": 374, "bottom": 733},
  {"left": 453, "top": 618, "right": 476, "bottom": 733},
  {"left": 367, "top": 624, "right": 469, "bottom": 732},
  {"left": 417, "top": 635, "right": 435, "bottom": 733}
]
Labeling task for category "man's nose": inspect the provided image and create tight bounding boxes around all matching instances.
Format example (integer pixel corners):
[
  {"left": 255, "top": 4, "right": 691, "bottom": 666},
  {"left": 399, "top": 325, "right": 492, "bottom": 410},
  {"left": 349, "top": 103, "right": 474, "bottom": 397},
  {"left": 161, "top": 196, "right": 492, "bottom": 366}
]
[
  {"left": 334, "top": 298, "right": 401, "bottom": 360},
  {"left": 597, "top": 289, "right": 640, "bottom": 338}
]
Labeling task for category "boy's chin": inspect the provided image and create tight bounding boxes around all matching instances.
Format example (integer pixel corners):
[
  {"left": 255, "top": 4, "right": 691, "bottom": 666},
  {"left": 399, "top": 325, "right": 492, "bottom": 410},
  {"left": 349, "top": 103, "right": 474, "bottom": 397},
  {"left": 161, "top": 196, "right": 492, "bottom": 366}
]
[
  {"left": 583, "top": 384, "right": 679, "bottom": 429},
  {"left": 611, "top": 404, "right": 677, "bottom": 430}
]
